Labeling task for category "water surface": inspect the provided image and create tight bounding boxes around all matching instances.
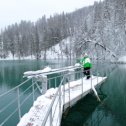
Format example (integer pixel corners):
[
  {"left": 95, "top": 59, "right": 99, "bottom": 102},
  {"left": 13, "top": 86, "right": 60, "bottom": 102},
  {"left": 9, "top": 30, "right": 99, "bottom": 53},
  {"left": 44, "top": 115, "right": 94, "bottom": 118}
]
[
  {"left": 1, "top": 60, "right": 126, "bottom": 126},
  {"left": 0, "top": 59, "right": 73, "bottom": 126},
  {"left": 61, "top": 64, "right": 126, "bottom": 126}
]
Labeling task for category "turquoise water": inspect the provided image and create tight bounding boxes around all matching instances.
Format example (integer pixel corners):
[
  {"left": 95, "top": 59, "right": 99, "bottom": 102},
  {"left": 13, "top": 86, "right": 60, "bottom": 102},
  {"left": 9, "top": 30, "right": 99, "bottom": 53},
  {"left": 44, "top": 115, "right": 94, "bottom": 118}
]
[
  {"left": 0, "top": 60, "right": 126, "bottom": 126},
  {"left": 0, "top": 59, "right": 74, "bottom": 126},
  {"left": 61, "top": 64, "right": 126, "bottom": 126}
]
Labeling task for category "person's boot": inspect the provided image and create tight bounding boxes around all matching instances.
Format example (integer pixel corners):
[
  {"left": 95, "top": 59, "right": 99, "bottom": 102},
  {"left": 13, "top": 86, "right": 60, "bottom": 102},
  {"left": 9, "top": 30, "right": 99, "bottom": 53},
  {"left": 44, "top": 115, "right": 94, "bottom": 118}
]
[{"left": 87, "top": 76, "right": 90, "bottom": 79}]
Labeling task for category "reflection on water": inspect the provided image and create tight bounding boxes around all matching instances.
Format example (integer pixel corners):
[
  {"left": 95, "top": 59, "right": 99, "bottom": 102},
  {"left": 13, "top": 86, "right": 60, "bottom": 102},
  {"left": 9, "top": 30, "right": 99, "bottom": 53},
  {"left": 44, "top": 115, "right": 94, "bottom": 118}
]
[
  {"left": 1, "top": 60, "right": 126, "bottom": 126},
  {"left": 0, "top": 59, "right": 75, "bottom": 126},
  {"left": 61, "top": 94, "right": 101, "bottom": 126},
  {"left": 0, "top": 59, "right": 74, "bottom": 93},
  {"left": 61, "top": 63, "right": 126, "bottom": 126}
]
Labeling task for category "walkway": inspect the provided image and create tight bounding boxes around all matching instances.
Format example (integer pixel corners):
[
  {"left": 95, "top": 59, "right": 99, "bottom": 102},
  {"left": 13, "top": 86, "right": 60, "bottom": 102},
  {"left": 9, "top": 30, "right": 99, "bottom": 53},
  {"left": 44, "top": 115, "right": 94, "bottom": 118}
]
[
  {"left": 0, "top": 65, "right": 107, "bottom": 126},
  {"left": 17, "top": 74, "right": 106, "bottom": 126}
]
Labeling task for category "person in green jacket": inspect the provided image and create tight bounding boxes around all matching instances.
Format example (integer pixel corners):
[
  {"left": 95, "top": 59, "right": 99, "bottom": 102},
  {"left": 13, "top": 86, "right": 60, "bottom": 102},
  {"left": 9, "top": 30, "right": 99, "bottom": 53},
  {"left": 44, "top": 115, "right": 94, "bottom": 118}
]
[{"left": 80, "top": 53, "right": 92, "bottom": 79}]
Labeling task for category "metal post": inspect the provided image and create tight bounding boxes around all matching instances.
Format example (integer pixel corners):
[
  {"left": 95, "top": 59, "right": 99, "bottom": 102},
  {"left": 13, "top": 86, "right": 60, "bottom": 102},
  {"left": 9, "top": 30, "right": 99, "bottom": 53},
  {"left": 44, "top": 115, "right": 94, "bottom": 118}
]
[
  {"left": 91, "top": 71, "right": 93, "bottom": 89},
  {"left": 54, "top": 77, "right": 56, "bottom": 88},
  {"left": 42, "top": 75, "right": 48, "bottom": 94},
  {"left": 63, "top": 78, "right": 65, "bottom": 112},
  {"left": 49, "top": 79, "right": 51, "bottom": 89},
  {"left": 17, "top": 87, "right": 21, "bottom": 120},
  {"left": 81, "top": 72, "right": 83, "bottom": 97},
  {"left": 68, "top": 77, "right": 71, "bottom": 107},
  {"left": 50, "top": 108, "right": 52, "bottom": 126},
  {"left": 59, "top": 84, "right": 61, "bottom": 124},
  {"left": 32, "top": 77, "right": 35, "bottom": 102},
  {"left": 68, "top": 69, "right": 74, "bottom": 81}
]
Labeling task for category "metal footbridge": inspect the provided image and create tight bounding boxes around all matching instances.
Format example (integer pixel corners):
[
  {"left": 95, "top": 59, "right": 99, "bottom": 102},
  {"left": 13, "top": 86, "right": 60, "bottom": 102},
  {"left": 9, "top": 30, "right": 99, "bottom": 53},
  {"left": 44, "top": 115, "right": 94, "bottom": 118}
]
[{"left": 0, "top": 64, "right": 107, "bottom": 126}]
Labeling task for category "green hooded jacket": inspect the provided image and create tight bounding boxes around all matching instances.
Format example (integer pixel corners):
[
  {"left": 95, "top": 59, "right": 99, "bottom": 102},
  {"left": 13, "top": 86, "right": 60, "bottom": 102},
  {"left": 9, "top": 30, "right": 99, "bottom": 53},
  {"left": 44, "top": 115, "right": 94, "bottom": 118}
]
[{"left": 80, "top": 56, "right": 92, "bottom": 68}]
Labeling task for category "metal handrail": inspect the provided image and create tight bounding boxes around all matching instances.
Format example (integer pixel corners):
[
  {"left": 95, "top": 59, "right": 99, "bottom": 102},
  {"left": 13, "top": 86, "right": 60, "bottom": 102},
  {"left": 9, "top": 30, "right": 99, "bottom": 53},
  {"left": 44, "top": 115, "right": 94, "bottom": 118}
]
[
  {"left": 0, "top": 87, "right": 38, "bottom": 126},
  {"left": 42, "top": 71, "right": 79, "bottom": 126},
  {"left": 0, "top": 65, "right": 106, "bottom": 126},
  {"left": 40, "top": 68, "right": 103, "bottom": 126},
  {"left": 0, "top": 77, "right": 41, "bottom": 126},
  {"left": 24, "top": 65, "right": 81, "bottom": 77},
  {"left": 0, "top": 66, "right": 82, "bottom": 126},
  {"left": 0, "top": 81, "right": 38, "bottom": 115},
  {"left": 0, "top": 78, "right": 32, "bottom": 97},
  {"left": 41, "top": 76, "right": 65, "bottom": 126},
  {"left": 0, "top": 80, "right": 39, "bottom": 113}
]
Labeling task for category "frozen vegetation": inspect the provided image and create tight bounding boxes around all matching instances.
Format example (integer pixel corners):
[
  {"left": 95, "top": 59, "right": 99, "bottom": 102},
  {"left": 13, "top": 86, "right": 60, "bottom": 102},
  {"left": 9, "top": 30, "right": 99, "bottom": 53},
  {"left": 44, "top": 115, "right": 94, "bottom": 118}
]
[{"left": 0, "top": 0, "right": 126, "bottom": 61}]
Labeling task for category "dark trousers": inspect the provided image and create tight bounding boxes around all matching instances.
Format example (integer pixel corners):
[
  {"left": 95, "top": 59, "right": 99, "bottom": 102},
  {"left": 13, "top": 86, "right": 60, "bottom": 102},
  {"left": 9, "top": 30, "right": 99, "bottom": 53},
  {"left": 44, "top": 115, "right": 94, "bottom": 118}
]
[{"left": 83, "top": 67, "right": 91, "bottom": 79}]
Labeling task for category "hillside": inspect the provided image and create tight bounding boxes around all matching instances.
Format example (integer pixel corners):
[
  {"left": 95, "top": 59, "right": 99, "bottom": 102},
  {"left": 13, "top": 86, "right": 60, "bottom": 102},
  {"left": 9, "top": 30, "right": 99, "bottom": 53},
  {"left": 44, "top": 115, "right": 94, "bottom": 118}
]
[{"left": 0, "top": 0, "right": 126, "bottom": 60}]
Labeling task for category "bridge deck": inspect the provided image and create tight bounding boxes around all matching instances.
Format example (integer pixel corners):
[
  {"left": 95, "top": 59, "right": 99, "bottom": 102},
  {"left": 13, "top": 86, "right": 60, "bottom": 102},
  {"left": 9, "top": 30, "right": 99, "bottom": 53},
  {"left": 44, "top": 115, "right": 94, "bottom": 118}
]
[{"left": 17, "top": 76, "right": 107, "bottom": 126}]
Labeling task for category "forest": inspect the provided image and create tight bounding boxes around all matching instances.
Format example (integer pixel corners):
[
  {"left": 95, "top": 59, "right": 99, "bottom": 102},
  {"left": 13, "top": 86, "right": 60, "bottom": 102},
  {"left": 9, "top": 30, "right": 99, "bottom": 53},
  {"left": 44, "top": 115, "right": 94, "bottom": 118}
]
[{"left": 0, "top": 0, "right": 126, "bottom": 60}]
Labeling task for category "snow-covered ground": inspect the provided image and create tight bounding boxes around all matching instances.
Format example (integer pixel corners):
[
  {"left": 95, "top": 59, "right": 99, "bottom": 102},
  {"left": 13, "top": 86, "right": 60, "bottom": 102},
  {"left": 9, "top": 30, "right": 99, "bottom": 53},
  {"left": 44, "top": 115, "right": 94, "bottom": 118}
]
[
  {"left": 17, "top": 75, "right": 107, "bottom": 126},
  {"left": 0, "top": 53, "right": 36, "bottom": 60},
  {"left": 117, "top": 56, "right": 126, "bottom": 63},
  {"left": 41, "top": 37, "right": 75, "bottom": 60},
  {"left": 0, "top": 37, "right": 75, "bottom": 60}
]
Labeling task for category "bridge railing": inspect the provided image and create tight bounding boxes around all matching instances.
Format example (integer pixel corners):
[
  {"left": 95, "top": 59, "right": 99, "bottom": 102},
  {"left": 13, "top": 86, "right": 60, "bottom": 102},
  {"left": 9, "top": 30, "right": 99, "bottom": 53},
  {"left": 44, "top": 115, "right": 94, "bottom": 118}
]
[
  {"left": 41, "top": 69, "right": 84, "bottom": 126},
  {"left": 0, "top": 65, "right": 81, "bottom": 126},
  {"left": 0, "top": 76, "right": 44, "bottom": 126},
  {"left": 40, "top": 68, "right": 104, "bottom": 126},
  {"left": 0, "top": 65, "right": 103, "bottom": 126}
]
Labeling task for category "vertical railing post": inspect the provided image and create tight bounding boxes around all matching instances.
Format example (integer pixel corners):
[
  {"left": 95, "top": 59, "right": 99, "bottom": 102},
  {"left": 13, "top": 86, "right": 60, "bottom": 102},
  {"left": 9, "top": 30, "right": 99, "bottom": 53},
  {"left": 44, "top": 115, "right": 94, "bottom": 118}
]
[
  {"left": 48, "top": 79, "right": 51, "bottom": 89},
  {"left": 17, "top": 87, "right": 21, "bottom": 120},
  {"left": 67, "top": 69, "right": 74, "bottom": 107},
  {"left": 54, "top": 77, "right": 56, "bottom": 88},
  {"left": 42, "top": 75, "right": 48, "bottom": 94},
  {"left": 81, "top": 71, "right": 83, "bottom": 97},
  {"left": 91, "top": 70, "right": 93, "bottom": 89},
  {"left": 50, "top": 108, "right": 52, "bottom": 126},
  {"left": 32, "top": 77, "right": 35, "bottom": 102},
  {"left": 68, "top": 76, "right": 71, "bottom": 107},
  {"left": 59, "top": 84, "right": 62, "bottom": 125},
  {"left": 63, "top": 77, "right": 65, "bottom": 112},
  {"left": 68, "top": 69, "right": 74, "bottom": 81}
]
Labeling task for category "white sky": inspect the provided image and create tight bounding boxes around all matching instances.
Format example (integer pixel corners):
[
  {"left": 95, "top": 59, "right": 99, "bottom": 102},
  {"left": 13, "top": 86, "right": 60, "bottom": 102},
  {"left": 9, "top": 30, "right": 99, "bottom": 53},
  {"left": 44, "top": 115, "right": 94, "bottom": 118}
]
[{"left": 0, "top": 0, "right": 102, "bottom": 29}]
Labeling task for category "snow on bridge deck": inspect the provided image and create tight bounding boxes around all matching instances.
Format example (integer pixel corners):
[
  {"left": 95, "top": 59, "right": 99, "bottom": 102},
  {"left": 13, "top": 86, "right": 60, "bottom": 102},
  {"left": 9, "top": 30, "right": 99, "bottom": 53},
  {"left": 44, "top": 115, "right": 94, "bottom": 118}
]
[{"left": 17, "top": 76, "right": 107, "bottom": 126}]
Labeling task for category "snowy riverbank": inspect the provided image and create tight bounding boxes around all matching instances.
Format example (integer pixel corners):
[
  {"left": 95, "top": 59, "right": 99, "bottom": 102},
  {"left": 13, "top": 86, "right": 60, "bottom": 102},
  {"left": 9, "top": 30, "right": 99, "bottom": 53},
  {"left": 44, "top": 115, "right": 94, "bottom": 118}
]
[{"left": 117, "top": 56, "right": 126, "bottom": 64}]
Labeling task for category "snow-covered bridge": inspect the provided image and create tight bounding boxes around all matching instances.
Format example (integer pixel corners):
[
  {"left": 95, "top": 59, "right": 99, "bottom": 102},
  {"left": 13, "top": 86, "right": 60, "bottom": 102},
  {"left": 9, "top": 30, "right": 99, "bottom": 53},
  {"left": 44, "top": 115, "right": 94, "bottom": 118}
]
[{"left": 0, "top": 64, "right": 107, "bottom": 126}]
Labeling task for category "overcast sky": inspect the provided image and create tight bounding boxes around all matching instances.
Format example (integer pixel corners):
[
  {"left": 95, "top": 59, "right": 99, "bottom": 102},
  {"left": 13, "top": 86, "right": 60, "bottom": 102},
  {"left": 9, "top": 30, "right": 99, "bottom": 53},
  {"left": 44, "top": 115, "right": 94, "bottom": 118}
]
[{"left": 0, "top": 0, "right": 102, "bottom": 29}]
